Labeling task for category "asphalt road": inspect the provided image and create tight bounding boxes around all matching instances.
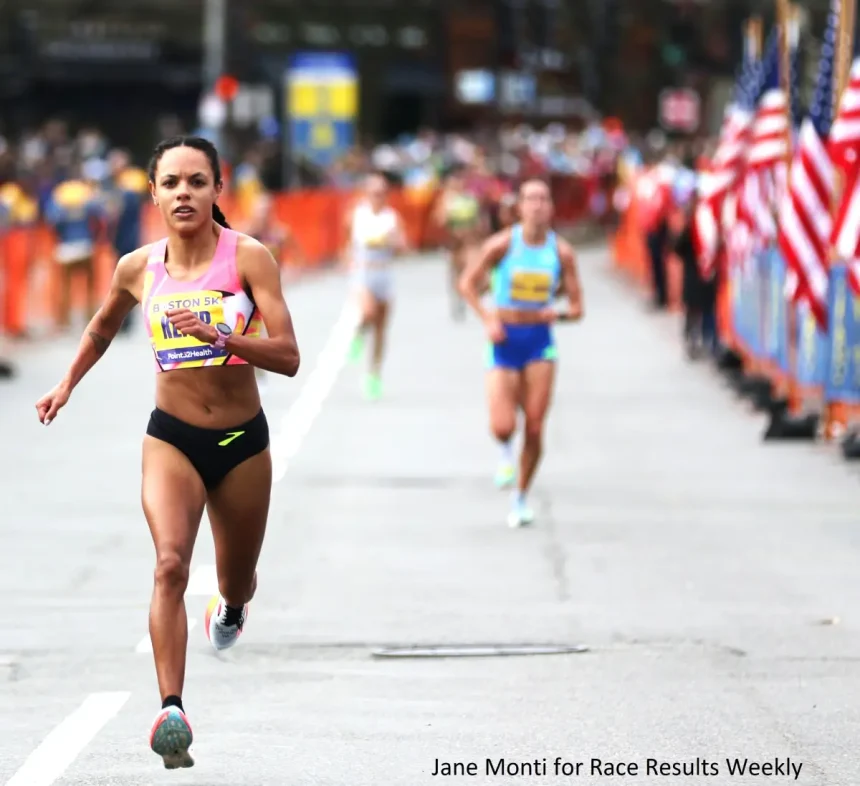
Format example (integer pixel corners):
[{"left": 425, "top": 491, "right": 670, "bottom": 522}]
[{"left": 0, "top": 248, "right": 858, "bottom": 785}]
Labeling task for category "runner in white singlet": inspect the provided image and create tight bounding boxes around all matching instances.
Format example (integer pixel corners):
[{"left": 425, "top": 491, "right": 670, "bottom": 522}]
[{"left": 344, "top": 172, "right": 408, "bottom": 400}]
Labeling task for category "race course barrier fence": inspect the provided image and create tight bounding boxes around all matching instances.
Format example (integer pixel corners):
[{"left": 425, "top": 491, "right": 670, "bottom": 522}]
[
  {"left": 611, "top": 178, "right": 860, "bottom": 461},
  {"left": 0, "top": 175, "right": 592, "bottom": 341}
]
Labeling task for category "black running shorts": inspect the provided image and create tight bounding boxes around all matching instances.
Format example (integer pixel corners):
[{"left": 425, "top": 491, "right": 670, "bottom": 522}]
[{"left": 146, "top": 407, "right": 270, "bottom": 490}]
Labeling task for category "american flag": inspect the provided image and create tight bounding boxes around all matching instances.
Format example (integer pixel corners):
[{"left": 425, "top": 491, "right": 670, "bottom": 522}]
[
  {"left": 699, "top": 31, "right": 769, "bottom": 212},
  {"left": 695, "top": 30, "right": 775, "bottom": 276},
  {"left": 828, "top": 51, "right": 860, "bottom": 174},
  {"left": 733, "top": 32, "right": 784, "bottom": 265},
  {"left": 828, "top": 31, "right": 860, "bottom": 296},
  {"left": 740, "top": 27, "right": 799, "bottom": 249},
  {"left": 777, "top": 0, "right": 838, "bottom": 328}
]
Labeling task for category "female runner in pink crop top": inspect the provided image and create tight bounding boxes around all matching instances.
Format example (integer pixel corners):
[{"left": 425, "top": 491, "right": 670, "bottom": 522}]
[{"left": 35, "top": 136, "right": 300, "bottom": 770}]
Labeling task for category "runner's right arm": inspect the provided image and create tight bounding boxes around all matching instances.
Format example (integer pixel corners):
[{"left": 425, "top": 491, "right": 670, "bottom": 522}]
[{"left": 458, "top": 229, "right": 510, "bottom": 323}]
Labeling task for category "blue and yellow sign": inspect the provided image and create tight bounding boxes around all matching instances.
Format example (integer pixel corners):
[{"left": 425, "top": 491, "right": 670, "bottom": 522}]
[
  {"left": 765, "top": 247, "right": 789, "bottom": 373},
  {"left": 795, "top": 300, "right": 828, "bottom": 387},
  {"left": 824, "top": 265, "right": 860, "bottom": 404},
  {"left": 286, "top": 52, "right": 358, "bottom": 169}
]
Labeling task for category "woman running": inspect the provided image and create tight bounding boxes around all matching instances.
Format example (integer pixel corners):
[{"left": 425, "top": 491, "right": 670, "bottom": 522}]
[
  {"left": 344, "top": 171, "right": 408, "bottom": 400},
  {"left": 35, "top": 136, "right": 300, "bottom": 769},
  {"left": 433, "top": 165, "right": 486, "bottom": 320},
  {"left": 459, "top": 178, "right": 583, "bottom": 527}
]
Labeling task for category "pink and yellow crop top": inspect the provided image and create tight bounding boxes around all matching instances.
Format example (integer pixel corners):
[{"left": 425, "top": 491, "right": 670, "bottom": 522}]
[{"left": 141, "top": 228, "right": 263, "bottom": 372}]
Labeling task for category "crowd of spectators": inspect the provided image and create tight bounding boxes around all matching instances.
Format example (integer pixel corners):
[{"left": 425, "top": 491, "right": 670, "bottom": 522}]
[{"left": 0, "top": 113, "right": 634, "bottom": 380}]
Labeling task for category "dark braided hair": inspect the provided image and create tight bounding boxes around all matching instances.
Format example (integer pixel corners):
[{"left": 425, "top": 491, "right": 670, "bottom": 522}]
[{"left": 147, "top": 135, "right": 231, "bottom": 228}]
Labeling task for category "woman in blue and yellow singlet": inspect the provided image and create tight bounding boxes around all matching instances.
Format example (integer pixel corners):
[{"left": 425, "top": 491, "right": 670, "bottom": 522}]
[
  {"left": 35, "top": 136, "right": 300, "bottom": 769},
  {"left": 460, "top": 178, "right": 584, "bottom": 528},
  {"left": 433, "top": 165, "right": 487, "bottom": 320}
]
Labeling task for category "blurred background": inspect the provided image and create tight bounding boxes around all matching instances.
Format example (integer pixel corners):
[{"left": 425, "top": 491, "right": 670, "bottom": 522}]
[
  {"left": 0, "top": 0, "right": 846, "bottom": 363},
  {"left": 0, "top": 0, "right": 819, "bottom": 188}
]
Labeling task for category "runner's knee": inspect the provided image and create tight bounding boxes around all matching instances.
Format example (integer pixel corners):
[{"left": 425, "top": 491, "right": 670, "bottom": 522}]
[
  {"left": 523, "top": 413, "right": 545, "bottom": 443},
  {"left": 490, "top": 411, "right": 516, "bottom": 442},
  {"left": 154, "top": 551, "right": 191, "bottom": 596}
]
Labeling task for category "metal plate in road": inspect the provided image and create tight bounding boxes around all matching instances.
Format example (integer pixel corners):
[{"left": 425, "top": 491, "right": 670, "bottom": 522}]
[{"left": 372, "top": 644, "right": 590, "bottom": 659}]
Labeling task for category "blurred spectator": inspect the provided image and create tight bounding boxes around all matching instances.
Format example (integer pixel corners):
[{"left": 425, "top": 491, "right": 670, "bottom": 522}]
[
  {"left": 243, "top": 192, "right": 306, "bottom": 269},
  {"left": 44, "top": 163, "right": 106, "bottom": 331},
  {"left": 234, "top": 147, "right": 266, "bottom": 218},
  {"left": 672, "top": 191, "right": 717, "bottom": 358},
  {"left": 636, "top": 149, "right": 673, "bottom": 310},
  {"left": 103, "top": 149, "right": 148, "bottom": 333}
]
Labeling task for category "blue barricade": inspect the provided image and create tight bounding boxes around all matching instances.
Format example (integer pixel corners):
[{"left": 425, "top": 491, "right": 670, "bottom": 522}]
[
  {"left": 763, "top": 246, "right": 790, "bottom": 372},
  {"left": 795, "top": 300, "right": 829, "bottom": 387},
  {"left": 824, "top": 265, "right": 860, "bottom": 405}
]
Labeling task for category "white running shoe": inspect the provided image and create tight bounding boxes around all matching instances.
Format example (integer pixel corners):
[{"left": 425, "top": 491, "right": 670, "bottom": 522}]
[
  {"left": 507, "top": 499, "right": 535, "bottom": 528},
  {"left": 205, "top": 595, "right": 248, "bottom": 651},
  {"left": 149, "top": 706, "right": 194, "bottom": 769},
  {"left": 494, "top": 461, "right": 516, "bottom": 490}
]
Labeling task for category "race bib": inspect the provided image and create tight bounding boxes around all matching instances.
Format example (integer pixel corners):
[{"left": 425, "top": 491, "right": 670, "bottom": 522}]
[
  {"left": 148, "top": 290, "right": 228, "bottom": 367},
  {"left": 364, "top": 230, "right": 391, "bottom": 249},
  {"left": 509, "top": 270, "right": 552, "bottom": 304}
]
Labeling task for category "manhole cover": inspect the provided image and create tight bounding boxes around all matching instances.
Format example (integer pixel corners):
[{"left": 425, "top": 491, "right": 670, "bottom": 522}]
[{"left": 372, "top": 644, "right": 589, "bottom": 659}]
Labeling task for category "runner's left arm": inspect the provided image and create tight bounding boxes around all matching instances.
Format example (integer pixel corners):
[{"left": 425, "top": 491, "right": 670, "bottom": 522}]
[
  {"left": 392, "top": 212, "right": 410, "bottom": 256},
  {"left": 556, "top": 238, "right": 584, "bottom": 321},
  {"left": 227, "top": 240, "right": 300, "bottom": 376}
]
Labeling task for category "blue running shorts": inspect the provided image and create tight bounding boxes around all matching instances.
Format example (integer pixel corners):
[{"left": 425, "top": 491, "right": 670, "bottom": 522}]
[{"left": 485, "top": 323, "right": 557, "bottom": 371}]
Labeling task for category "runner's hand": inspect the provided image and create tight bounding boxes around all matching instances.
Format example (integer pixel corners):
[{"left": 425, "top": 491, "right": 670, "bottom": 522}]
[
  {"left": 36, "top": 382, "right": 71, "bottom": 426},
  {"left": 484, "top": 313, "right": 506, "bottom": 343},
  {"left": 556, "top": 302, "right": 583, "bottom": 322},
  {"left": 166, "top": 309, "right": 218, "bottom": 343}
]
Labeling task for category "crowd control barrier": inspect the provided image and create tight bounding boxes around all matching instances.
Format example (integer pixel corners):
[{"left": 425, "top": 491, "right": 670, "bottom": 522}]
[
  {"left": 0, "top": 175, "right": 591, "bottom": 341},
  {"left": 611, "top": 175, "right": 860, "bottom": 460}
]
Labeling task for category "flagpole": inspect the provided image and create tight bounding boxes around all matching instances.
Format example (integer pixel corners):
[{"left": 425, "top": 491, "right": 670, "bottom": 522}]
[
  {"left": 776, "top": 0, "right": 803, "bottom": 414},
  {"left": 824, "top": 0, "right": 857, "bottom": 440},
  {"left": 776, "top": 0, "right": 791, "bottom": 137},
  {"left": 833, "top": 0, "right": 855, "bottom": 209}
]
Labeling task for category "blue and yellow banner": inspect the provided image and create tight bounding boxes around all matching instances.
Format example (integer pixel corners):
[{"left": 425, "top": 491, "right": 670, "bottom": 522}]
[
  {"left": 285, "top": 52, "right": 358, "bottom": 170},
  {"left": 733, "top": 259, "right": 762, "bottom": 358},
  {"left": 824, "top": 265, "right": 860, "bottom": 405},
  {"left": 764, "top": 247, "right": 790, "bottom": 373},
  {"left": 795, "top": 300, "right": 829, "bottom": 388}
]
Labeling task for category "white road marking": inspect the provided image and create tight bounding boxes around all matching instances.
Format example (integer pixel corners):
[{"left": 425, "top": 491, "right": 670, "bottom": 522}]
[
  {"left": 186, "top": 563, "right": 217, "bottom": 596},
  {"left": 271, "top": 300, "right": 360, "bottom": 482},
  {"left": 135, "top": 613, "right": 198, "bottom": 654},
  {"left": 5, "top": 692, "right": 130, "bottom": 786}
]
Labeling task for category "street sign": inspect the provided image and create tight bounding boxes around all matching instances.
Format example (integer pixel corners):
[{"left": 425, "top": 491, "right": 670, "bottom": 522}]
[
  {"left": 284, "top": 52, "right": 358, "bottom": 171},
  {"left": 659, "top": 88, "right": 700, "bottom": 133}
]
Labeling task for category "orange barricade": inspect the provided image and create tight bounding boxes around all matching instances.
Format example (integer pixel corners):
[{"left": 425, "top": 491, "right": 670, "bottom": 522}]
[
  {"left": 610, "top": 182, "right": 682, "bottom": 310},
  {"left": 611, "top": 172, "right": 860, "bottom": 448},
  {"left": 1, "top": 227, "right": 34, "bottom": 337},
  {"left": 0, "top": 176, "right": 591, "bottom": 339}
]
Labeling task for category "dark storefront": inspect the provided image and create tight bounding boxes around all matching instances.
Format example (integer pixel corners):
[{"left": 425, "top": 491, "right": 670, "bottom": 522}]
[
  {"left": 0, "top": 0, "right": 448, "bottom": 156},
  {"left": 0, "top": 0, "right": 843, "bottom": 157}
]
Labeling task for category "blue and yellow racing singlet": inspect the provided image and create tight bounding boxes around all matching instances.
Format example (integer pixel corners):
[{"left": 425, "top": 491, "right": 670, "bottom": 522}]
[
  {"left": 492, "top": 224, "right": 561, "bottom": 311},
  {"left": 445, "top": 193, "right": 480, "bottom": 229}
]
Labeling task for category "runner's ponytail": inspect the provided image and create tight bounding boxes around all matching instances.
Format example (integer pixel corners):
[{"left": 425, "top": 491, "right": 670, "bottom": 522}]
[{"left": 212, "top": 204, "right": 231, "bottom": 229}]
